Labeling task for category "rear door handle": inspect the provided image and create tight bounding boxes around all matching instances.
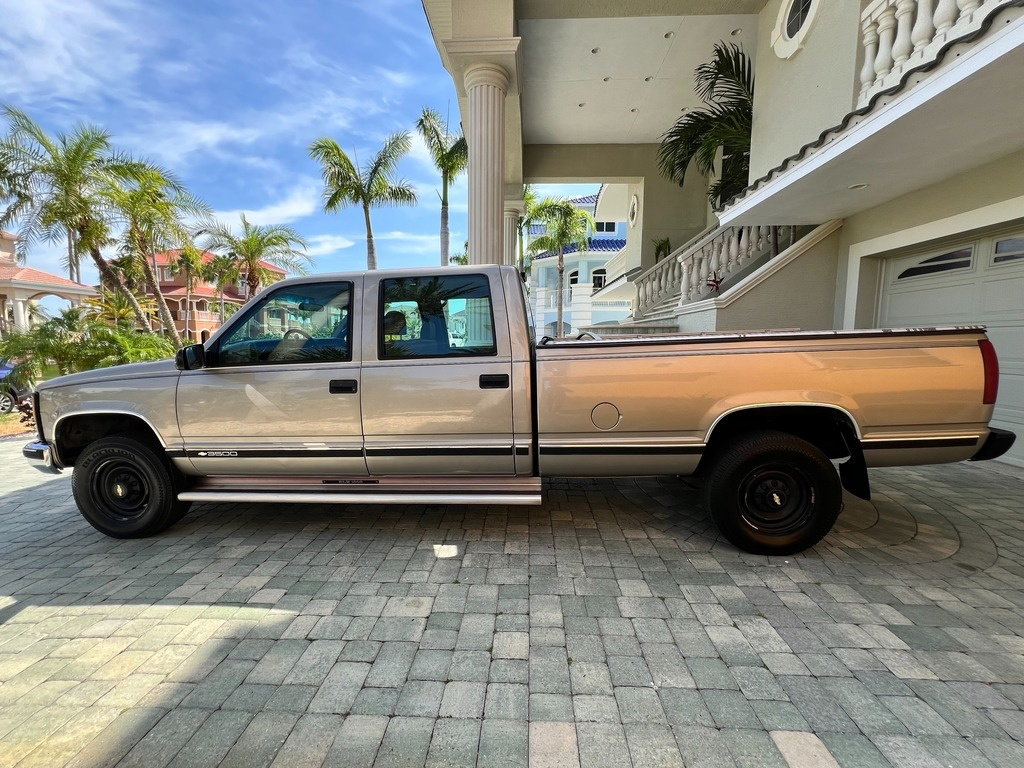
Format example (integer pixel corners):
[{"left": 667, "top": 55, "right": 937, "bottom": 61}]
[
  {"left": 479, "top": 374, "right": 509, "bottom": 389},
  {"left": 329, "top": 379, "right": 358, "bottom": 394}
]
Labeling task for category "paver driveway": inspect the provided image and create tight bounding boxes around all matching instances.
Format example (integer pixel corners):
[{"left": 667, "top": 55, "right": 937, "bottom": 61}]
[{"left": 2, "top": 434, "right": 1024, "bottom": 767}]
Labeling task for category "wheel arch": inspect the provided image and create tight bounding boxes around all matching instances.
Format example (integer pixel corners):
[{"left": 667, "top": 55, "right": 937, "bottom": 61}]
[
  {"left": 700, "top": 404, "right": 870, "bottom": 500},
  {"left": 54, "top": 411, "right": 166, "bottom": 468}
]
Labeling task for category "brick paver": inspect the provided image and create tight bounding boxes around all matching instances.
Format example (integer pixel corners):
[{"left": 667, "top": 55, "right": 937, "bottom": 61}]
[{"left": 2, "top": 435, "right": 1024, "bottom": 766}]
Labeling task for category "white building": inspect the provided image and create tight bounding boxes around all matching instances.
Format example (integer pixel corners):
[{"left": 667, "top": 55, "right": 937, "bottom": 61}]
[
  {"left": 527, "top": 189, "right": 632, "bottom": 338},
  {"left": 422, "top": 0, "right": 1024, "bottom": 466}
]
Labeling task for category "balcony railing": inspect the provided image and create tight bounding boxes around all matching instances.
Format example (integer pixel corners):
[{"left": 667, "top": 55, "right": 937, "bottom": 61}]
[
  {"left": 633, "top": 225, "right": 798, "bottom": 319},
  {"left": 858, "top": 0, "right": 1013, "bottom": 107}
]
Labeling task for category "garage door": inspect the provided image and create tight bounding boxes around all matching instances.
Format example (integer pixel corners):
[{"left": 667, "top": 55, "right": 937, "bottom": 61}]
[{"left": 880, "top": 230, "right": 1024, "bottom": 468}]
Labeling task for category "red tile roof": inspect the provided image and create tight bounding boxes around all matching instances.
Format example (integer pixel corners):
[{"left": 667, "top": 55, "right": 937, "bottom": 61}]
[
  {"left": 154, "top": 249, "right": 287, "bottom": 274},
  {"left": 0, "top": 258, "right": 92, "bottom": 290}
]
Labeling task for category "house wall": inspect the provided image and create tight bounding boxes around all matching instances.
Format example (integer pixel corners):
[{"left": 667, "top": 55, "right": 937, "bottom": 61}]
[
  {"left": 716, "top": 228, "right": 839, "bottom": 331},
  {"left": 835, "top": 146, "right": 1024, "bottom": 327},
  {"left": 523, "top": 143, "right": 710, "bottom": 272},
  {"left": 749, "top": 0, "right": 860, "bottom": 181}
]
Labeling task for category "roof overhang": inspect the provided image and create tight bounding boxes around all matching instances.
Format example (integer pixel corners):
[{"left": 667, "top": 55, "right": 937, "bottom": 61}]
[{"left": 720, "top": 16, "right": 1024, "bottom": 225}]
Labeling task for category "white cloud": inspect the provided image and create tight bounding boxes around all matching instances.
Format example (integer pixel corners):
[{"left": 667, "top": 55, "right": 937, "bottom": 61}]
[
  {"left": 0, "top": 0, "right": 153, "bottom": 107},
  {"left": 212, "top": 180, "right": 322, "bottom": 226},
  {"left": 306, "top": 234, "right": 356, "bottom": 258},
  {"left": 376, "top": 231, "right": 442, "bottom": 256}
]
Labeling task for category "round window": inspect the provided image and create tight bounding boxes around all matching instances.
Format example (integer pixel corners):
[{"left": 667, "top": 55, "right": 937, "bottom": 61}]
[
  {"left": 771, "top": 0, "right": 820, "bottom": 59},
  {"left": 785, "top": 0, "right": 813, "bottom": 40}
]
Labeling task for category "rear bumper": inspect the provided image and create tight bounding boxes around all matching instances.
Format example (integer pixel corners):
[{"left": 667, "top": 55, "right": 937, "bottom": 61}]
[
  {"left": 23, "top": 440, "right": 62, "bottom": 474},
  {"left": 970, "top": 428, "right": 1017, "bottom": 462}
]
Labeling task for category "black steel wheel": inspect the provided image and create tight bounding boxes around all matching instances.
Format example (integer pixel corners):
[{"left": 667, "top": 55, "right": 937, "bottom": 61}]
[
  {"left": 72, "top": 436, "right": 180, "bottom": 538},
  {"left": 702, "top": 430, "right": 842, "bottom": 555}
]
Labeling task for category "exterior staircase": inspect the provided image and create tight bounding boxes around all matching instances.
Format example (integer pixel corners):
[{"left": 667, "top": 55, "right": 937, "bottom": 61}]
[{"left": 580, "top": 223, "right": 810, "bottom": 337}]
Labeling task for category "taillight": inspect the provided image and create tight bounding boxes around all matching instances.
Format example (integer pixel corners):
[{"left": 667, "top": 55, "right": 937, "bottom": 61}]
[{"left": 979, "top": 339, "right": 999, "bottom": 405}]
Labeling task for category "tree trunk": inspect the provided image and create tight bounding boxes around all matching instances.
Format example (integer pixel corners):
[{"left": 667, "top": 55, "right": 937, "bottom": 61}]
[
  {"left": 556, "top": 249, "right": 565, "bottom": 338},
  {"left": 440, "top": 202, "right": 450, "bottom": 267},
  {"left": 440, "top": 176, "right": 450, "bottom": 267},
  {"left": 143, "top": 245, "right": 183, "bottom": 347},
  {"left": 87, "top": 246, "right": 154, "bottom": 332},
  {"left": 364, "top": 206, "right": 377, "bottom": 271},
  {"left": 247, "top": 263, "right": 261, "bottom": 300},
  {"left": 66, "top": 231, "right": 76, "bottom": 283}
]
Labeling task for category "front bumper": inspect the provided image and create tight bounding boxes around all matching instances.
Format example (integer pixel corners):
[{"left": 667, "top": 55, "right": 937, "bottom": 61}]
[
  {"left": 23, "top": 441, "right": 62, "bottom": 474},
  {"left": 970, "top": 428, "right": 1017, "bottom": 462}
]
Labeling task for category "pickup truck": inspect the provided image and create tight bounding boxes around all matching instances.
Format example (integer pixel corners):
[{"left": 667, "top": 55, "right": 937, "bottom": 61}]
[{"left": 23, "top": 265, "right": 1015, "bottom": 554}]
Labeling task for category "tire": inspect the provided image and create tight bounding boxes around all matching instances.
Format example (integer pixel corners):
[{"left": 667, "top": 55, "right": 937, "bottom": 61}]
[
  {"left": 702, "top": 430, "right": 842, "bottom": 555},
  {"left": 0, "top": 389, "right": 15, "bottom": 414},
  {"left": 72, "top": 436, "right": 183, "bottom": 538}
]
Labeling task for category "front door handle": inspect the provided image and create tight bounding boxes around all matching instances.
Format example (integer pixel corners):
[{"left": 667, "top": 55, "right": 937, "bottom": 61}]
[
  {"left": 329, "top": 379, "right": 358, "bottom": 394},
  {"left": 479, "top": 374, "right": 509, "bottom": 389}
]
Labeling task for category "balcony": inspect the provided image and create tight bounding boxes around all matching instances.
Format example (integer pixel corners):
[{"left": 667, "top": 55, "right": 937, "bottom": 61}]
[{"left": 721, "top": 0, "right": 1024, "bottom": 226}]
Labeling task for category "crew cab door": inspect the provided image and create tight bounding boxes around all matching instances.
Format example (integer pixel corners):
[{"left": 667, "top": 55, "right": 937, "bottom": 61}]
[
  {"left": 175, "top": 279, "right": 366, "bottom": 476},
  {"left": 360, "top": 272, "right": 516, "bottom": 475}
]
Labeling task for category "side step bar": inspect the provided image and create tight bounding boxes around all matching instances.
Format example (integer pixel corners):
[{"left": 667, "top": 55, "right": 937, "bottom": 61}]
[{"left": 178, "top": 474, "right": 543, "bottom": 506}]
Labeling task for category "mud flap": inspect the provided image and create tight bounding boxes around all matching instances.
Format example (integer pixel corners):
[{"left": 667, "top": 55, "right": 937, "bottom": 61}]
[{"left": 838, "top": 426, "right": 871, "bottom": 501}]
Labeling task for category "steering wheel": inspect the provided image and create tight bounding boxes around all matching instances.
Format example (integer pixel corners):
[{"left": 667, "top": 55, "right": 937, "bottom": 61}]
[{"left": 283, "top": 328, "right": 312, "bottom": 340}]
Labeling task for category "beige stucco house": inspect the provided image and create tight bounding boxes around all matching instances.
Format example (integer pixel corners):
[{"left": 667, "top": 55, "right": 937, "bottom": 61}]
[{"left": 421, "top": 0, "right": 1024, "bottom": 466}]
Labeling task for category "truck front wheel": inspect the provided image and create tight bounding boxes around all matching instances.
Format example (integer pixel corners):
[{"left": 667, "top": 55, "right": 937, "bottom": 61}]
[
  {"left": 72, "top": 437, "right": 188, "bottom": 538},
  {"left": 703, "top": 430, "right": 842, "bottom": 555}
]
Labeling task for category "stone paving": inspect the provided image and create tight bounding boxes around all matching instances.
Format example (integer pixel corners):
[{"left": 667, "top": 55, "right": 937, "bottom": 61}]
[{"left": 2, "top": 435, "right": 1024, "bottom": 767}]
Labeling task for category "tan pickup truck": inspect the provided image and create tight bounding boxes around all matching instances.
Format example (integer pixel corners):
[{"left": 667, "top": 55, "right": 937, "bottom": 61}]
[{"left": 23, "top": 265, "right": 1015, "bottom": 554}]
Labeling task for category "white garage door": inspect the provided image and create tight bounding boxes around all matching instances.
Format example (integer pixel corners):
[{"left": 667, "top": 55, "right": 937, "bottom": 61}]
[{"left": 880, "top": 230, "right": 1024, "bottom": 468}]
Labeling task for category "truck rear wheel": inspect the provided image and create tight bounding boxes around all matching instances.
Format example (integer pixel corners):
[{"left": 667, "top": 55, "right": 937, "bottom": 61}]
[
  {"left": 702, "top": 430, "right": 842, "bottom": 555},
  {"left": 72, "top": 436, "right": 187, "bottom": 538}
]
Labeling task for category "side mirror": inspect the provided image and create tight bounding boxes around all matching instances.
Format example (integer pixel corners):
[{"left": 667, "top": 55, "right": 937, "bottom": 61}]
[{"left": 175, "top": 343, "right": 206, "bottom": 370}]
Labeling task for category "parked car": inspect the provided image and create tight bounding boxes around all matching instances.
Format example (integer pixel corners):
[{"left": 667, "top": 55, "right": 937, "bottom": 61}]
[
  {"left": 23, "top": 265, "right": 1015, "bottom": 554},
  {"left": 0, "top": 363, "right": 26, "bottom": 414}
]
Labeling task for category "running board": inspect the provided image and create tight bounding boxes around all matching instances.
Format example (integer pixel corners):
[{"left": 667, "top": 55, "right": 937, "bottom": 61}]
[{"left": 178, "top": 474, "right": 543, "bottom": 506}]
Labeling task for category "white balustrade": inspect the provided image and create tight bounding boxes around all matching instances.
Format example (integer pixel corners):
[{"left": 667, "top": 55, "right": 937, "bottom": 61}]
[
  {"left": 858, "top": 0, "right": 1012, "bottom": 106},
  {"left": 631, "top": 223, "right": 804, "bottom": 319}
]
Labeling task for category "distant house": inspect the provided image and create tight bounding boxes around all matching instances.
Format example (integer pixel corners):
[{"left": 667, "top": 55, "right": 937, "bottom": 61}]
[
  {"left": 0, "top": 230, "right": 95, "bottom": 336},
  {"left": 151, "top": 250, "right": 287, "bottom": 342},
  {"left": 528, "top": 188, "right": 633, "bottom": 338}
]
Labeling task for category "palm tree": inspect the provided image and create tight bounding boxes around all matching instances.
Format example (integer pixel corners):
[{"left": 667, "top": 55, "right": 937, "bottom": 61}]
[
  {"left": 198, "top": 214, "right": 311, "bottom": 299},
  {"left": 416, "top": 108, "right": 468, "bottom": 266},
  {"left": 517, "top": 185, "right": 539, "bottom": 272},
  {"left": 104, "top": 167, "right": 210, "bottom": 347},
  {"left": 450, "top": 241, "right": 469, "bottom": 266},
  {"left": 169, "top": 245, "right": 205, "bottom": 342},
  {"left": 309, "top": 132, "right": 417, "bottom": 270},
  {"left": 528, "top": 199, "right": 595, "bottom": 338},
  {"left": 85, "top": 289, "right": 157, "bottom": 330},
  {"left": 203, "top": 253, "right": 240, "bottom": 321},
  {"left": 657, "top": 42, "right": 754, "bottom": 207},
  {"left": 0, "top": 106, "right": 155, "bottom": 330}
]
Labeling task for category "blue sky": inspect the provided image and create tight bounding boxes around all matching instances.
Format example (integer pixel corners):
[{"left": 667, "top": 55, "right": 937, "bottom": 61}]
[{"left": 0, "top": 0, "right": 595, "bottom": 288}]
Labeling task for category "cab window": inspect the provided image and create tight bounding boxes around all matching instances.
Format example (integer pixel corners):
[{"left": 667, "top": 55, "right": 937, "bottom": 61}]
[
  {"left": 216, "top": 282, "right": 352, "bottom": 365},
  {"left": 379, "top": 274, "right": 496, "bottom": 359}
]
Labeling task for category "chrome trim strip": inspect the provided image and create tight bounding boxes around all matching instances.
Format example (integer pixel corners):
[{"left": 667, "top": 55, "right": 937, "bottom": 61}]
[
  {"left": 861, "top": 436, "right": 980, "bottom": 449},
  {"left": 178, "top": 491, "right": 543, "bottom": 505},
  {"left": 538, "top": 445, "right": 703, "bottom": 456},
  {"left": 54, "top": 410, "right": 169, "bottom": 449},
  {"left": 705, "top": 403, "right": 863, "bottom": 441}
]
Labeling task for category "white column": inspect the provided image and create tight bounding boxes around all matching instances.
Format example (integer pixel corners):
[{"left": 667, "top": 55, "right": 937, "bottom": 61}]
[
  {"left": 503, "top": 201, "right": 523, "bottom": 267},
  {"left": 464, "top": 64, "right": 510, "bottom": 266},
  {"left": 12, "top": 298, "right": 28, "bottom": 331}
]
